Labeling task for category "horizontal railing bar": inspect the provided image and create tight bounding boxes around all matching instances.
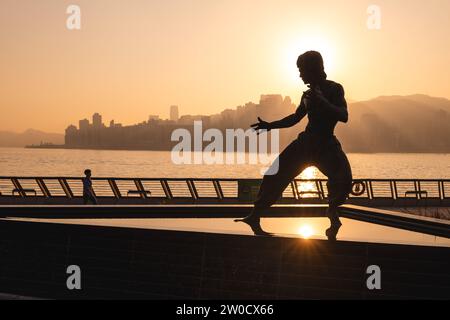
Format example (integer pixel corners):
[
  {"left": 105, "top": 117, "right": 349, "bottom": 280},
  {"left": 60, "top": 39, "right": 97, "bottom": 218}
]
[{"left": 1, "top": 177, "right": 450, "bottom": 182}]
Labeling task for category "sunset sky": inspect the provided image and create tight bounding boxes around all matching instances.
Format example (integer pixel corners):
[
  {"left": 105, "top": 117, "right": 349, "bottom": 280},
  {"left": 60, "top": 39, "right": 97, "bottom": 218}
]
[{"left": 0, "top": 0, "right": 449, "bottom": 133}]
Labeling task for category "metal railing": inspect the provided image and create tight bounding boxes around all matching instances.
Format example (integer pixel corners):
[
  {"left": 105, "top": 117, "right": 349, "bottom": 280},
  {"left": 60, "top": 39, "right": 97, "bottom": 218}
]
[{"left": 0, "top": 177, "right": 449, "bottom": 205}]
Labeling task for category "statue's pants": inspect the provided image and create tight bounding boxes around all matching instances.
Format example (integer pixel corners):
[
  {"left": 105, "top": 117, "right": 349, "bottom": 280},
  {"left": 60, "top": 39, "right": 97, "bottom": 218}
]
[{"left": 254, "top": 131, "right": 353, "bottom": 210}]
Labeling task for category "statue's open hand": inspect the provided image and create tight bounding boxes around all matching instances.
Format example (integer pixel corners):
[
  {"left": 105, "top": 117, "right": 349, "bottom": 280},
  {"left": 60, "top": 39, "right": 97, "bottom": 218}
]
[{"left": 251, "top": 117, "right": 272, "bottom": 134}]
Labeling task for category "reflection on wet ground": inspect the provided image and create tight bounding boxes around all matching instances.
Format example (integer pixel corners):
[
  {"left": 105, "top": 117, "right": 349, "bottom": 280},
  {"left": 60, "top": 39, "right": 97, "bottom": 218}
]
[{"left": 4, "top": 216, "right": 450, "bottom": 247}]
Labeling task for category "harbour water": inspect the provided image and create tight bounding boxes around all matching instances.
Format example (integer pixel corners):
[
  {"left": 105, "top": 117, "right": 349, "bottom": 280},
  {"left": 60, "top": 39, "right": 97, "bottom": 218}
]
[{"left": 0, "top": 147, "right": 449, "bottom": 179}]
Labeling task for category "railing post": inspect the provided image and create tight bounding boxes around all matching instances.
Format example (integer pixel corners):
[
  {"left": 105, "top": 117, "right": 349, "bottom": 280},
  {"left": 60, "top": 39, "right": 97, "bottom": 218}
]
[
  {"left": 389, "top": 180, "right": 395, "bottom": 200},
  {"left": 414, "top": 180, "right": 420, "bottom": 199},
  {"left": 213, "top": 180, "right": 224, "bottom": 199},
  {"left": 290, "top": 181, "right": 297, "bottom": 199},
  {"left": 161, "top": 179, "right": 173, "bottom": 199},
  {"left": 314, "top": 180, "right": 323, "bottom": 200},
  {"left": 319, "top": 180, "right": 326, "bottom": 200},
  {"left": 59, "top": 178, "right": 74, "bottom": 198},
  {"left": 36, "top": 178, "right": 50, "bottom": 197},
  {"left": 292, "top": 180, "right": 299, "bottom": 199},
  {"left": 108, "top": 179, "right": 121, "bottom": 199},
  {"left": 393, "top": 180, "right": 398, "bottom": 199},
  {"left": 11, "top": 178, "right": 25, "bottom": 197},
  {"left": 133, "top": 179, "right": 147, "bottom": 199},
  {"left": 187, "top": 179, "right": 198, "bottom": 200}
]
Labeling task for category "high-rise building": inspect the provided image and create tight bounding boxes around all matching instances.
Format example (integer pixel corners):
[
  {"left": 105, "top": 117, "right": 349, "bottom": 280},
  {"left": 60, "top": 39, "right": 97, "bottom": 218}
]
[
  {"left": 93, "top": 113, "right": 103, "bottom": 128},
  {"left": 65, "top": 125, "right": 78, "bottom": 146},
  {"left": 170, "top": 105, "right": 179, "bottom": 122},
  {"left": 79, "top": 119, "right": 90, "bottom": 131},
  {"left": 66, "top": 125, "right": 77, "bottom": 134}
]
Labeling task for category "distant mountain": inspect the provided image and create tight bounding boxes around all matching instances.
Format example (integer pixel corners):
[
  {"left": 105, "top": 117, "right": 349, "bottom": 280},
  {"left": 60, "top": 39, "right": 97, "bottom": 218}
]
[
  {"left": 334, "top": 94, "right": 450, "bottom": 152},
  {"left": 0, "top": 129, "right": 64, "bottom": 147}
]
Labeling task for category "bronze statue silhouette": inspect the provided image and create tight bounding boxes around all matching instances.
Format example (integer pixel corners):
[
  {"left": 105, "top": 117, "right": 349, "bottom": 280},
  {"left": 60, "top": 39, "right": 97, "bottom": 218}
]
[{"left": 235, "top": 51, "right": 353, "bottom": 236}]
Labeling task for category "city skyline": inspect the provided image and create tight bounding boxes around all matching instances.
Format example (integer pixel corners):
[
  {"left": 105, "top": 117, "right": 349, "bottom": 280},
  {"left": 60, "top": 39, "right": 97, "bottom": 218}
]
[
  {"left": 3, "top": 91, "right": 450, "bottom": 135},
  {"left": 61, "top": 93, "right": 450, "bottom": 153}
]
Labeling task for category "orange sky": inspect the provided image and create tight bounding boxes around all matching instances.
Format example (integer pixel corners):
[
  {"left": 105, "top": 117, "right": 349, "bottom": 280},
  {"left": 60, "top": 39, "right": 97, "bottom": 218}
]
[{"left": 1, "top": 0, "right": 449, "bottom": 133}]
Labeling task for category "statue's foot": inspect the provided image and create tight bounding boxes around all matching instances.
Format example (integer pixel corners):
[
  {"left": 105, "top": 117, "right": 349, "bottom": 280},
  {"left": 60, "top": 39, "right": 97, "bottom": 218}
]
[
  {"left": 235, "top": 215, "right": 273, "bottom": 236},
  {"left": 325, "top": 223, "right": 342, "bottom": 241},
  {"left": 326, "top": 208, "right": 342, "bottom": 227}
]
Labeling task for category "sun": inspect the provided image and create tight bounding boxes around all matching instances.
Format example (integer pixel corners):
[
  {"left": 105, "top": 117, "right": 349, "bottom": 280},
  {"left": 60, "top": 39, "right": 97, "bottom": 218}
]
[
  {"left": 298, "top": 225, "right": 314, "bottom": 239},
  {"left": 282, "top": 35, "right": 336, "bottom": 85}
]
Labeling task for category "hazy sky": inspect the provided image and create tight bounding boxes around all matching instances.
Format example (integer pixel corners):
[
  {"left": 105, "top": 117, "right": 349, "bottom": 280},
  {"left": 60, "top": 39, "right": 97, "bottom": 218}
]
[{"left": 1, "top": 0, "right": 449, "bottom": 132}]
